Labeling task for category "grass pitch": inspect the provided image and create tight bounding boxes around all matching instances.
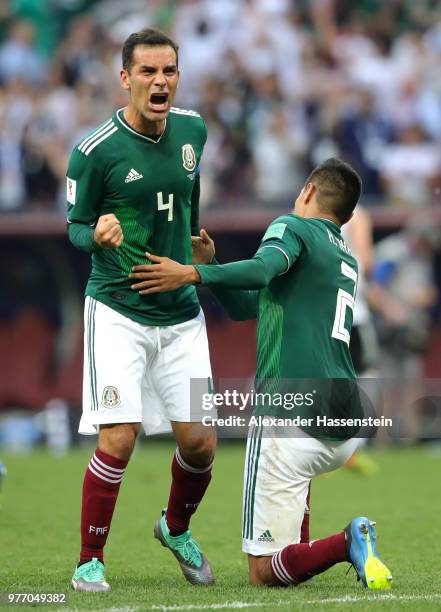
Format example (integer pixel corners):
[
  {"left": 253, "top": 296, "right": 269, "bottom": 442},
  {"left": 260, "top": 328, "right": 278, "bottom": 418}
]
[{"left": 1, "top": 441, "right": 440, "bottom": 611}]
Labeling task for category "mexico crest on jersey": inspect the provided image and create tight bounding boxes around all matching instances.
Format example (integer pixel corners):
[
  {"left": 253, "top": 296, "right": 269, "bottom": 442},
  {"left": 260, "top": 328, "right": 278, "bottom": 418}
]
[
  {"left": 182, "top": 144, "right": 196, "bottom": 171},
  {"left": 101, "top": 386, "right": 121, "bottom": 409}
]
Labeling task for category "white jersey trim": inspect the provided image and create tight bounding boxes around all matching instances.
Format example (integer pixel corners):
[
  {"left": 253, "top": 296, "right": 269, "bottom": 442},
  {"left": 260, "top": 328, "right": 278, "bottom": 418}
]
[
  {"left": 259, "top": 245, "right": 291, "bottom": 274},
  {"left": 66, "top": 219, "right": 95, "bottom": 226},
  {"left": 83, "top": 126, "right": 118, "bottom": 156},
  {"left": 115, "top": 108, "right": 167, "bottom": 143},
  {"left": 170, "top": 106, "right": 201, "bottom": 117},
  {"left": 78, "top": 119, "right": 113, "bottom": 152}
]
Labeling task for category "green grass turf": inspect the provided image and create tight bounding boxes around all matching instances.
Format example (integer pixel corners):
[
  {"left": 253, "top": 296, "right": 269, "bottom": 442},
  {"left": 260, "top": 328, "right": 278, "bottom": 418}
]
[{"left": 1, "top": 442, "right": 441, "bottom": 611}]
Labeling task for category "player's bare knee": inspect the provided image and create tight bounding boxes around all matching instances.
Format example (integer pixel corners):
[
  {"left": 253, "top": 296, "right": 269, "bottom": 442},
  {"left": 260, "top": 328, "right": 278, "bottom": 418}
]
[
  {"left": 99, "top": 423, "right": 140, "bottom": 460},
  {"left": 179, "top": 436, "right": 216, "bottom": 466}
]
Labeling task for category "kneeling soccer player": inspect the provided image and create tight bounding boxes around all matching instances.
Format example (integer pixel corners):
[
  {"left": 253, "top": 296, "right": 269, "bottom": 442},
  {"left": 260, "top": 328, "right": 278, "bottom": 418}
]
[{"left": 129, "top": 158, "right": 393, "bottom": 589}]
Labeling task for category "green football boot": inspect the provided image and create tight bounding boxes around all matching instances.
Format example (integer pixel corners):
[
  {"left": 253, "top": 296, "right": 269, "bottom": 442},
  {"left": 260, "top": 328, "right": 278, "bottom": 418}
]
[
  {"left": 154, "top": 512, "right": 214, "bottom": 585},
  {"left": 71, "top": 557, "right": 110, "bottom": 592}
]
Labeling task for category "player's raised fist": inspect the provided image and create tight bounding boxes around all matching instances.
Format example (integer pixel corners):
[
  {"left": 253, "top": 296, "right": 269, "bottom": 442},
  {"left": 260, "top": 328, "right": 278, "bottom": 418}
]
[{"left": 94, "top": 213, "right": 124, "bottom": 249}]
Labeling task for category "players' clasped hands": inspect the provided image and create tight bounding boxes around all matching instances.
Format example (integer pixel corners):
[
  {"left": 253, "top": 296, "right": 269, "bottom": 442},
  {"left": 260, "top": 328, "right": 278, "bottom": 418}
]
[
  {"left": 129, "top": 229, "right": 215, "bottom": 295},
  {"left": 94, "top": 213, "right": 124, "bottom": 249}
]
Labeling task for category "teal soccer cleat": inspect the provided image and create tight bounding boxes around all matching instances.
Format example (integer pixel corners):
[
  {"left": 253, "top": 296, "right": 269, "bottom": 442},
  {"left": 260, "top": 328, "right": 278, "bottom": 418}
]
[
  {"left": 71, "top": 557, "right": 110, "bottom": 592},
  {"left": 154, "top": 512, "right": 214, "bottom": 585},
  {"left": 345, "top": 517, "right": 393, "bottom": 590}
]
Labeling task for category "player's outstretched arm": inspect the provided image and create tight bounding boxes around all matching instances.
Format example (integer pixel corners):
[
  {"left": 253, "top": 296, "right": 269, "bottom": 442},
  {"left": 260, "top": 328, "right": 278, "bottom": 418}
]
[
  {"left": 130, "top": 247, "right": 288, "bottom": 295},
  {"left": 93, "top": 213, "right": 124, "bottom": 249}
]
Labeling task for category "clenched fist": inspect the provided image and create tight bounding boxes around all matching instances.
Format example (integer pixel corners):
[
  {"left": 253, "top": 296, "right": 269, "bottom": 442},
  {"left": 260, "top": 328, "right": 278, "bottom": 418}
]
[{"left": 94, "top": 213, "right": 124, "bottom": 249}]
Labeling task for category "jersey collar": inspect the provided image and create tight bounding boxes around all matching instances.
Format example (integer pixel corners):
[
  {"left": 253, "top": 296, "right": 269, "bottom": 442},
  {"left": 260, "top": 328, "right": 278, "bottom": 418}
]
[
  {"left": 317, "top": 217, "right": 341, "bottom": 233},
  {"left": 115, "top": 108, "right": 169, "bottom": 143}
]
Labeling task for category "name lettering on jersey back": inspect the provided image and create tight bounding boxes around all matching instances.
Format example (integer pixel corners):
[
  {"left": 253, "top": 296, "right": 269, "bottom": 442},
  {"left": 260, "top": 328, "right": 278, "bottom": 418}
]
[{"left": 327, "top": 229, "right": 352, "bottom": 255}]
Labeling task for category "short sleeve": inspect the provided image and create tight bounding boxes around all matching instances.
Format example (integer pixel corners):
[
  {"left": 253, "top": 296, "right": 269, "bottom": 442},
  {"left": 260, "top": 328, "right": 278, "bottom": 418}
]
[
  {"left": 66, "top": 147, "right": 104, "bottom": 226},
  {"left": 257, "top": 216, "right": 303, "bottom": 272}
]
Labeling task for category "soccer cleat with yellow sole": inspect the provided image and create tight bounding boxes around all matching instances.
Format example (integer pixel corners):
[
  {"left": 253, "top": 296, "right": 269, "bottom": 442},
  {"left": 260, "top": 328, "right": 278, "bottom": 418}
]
[{"left": 345, "top": 517, "right": 393, "bottom": 590}]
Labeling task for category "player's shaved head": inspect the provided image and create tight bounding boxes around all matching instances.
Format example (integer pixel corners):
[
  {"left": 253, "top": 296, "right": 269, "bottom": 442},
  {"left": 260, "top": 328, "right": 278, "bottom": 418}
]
[
  {"left": 122, "top": 28, "right": 179, "bottom": 72},
  {"left": 306, "top": 158, "right": 362, "bottom": 224}
]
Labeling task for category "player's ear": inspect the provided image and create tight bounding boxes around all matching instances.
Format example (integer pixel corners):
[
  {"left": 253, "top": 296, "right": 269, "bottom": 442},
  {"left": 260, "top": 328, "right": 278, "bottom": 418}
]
[
  {"left": 304, "top": 182, "right": 316, "bottom": 204},
  {"left": 120, "top": 69, "right": 130, "bottom": 91}
]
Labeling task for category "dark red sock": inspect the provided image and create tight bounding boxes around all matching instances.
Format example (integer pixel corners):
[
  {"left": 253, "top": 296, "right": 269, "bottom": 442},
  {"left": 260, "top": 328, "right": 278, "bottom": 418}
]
[
  {"left": 300, "top": 482, "right": 311, "bottom": 544},
  {"left": 271, "top": 532, "right": 347, "bottom": 586},
  {"left": 79, "top": 448, "right": 127, "bottom": 564},
  {"left": 165, "top": 449, "right": 213, "bottom": 536}
]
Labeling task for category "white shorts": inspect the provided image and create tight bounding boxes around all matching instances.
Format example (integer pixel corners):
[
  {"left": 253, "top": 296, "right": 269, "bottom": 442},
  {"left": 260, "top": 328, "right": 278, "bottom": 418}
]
[
  {"left": 79, "top": 297, "right": 212, "bottom": 436},
  {"left": 242, "top": 425, "right": 360, "bottom": 556}
]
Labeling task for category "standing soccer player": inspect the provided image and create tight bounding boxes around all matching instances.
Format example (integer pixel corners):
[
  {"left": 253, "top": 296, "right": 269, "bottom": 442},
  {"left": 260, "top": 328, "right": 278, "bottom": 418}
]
[
  {"left": 130, "top": 159, "right": 393, "bottom": 590},
  {"left": 67, "top": 29, "right": 215, "bottom": 591}
]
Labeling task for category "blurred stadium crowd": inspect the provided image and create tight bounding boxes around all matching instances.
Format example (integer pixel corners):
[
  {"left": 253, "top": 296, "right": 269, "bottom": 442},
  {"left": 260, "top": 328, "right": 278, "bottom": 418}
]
[{"left": 1, "top": 0, "right": 441, "bottom": 211}]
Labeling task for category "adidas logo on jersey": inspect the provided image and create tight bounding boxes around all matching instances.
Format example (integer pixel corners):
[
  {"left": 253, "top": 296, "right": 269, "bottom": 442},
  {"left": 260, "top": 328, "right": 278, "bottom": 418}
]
[
  {"left": 258, "top": 530, "right": 275, "bottom": 542},
  {"left": 125, "top": 168, "right": 143, "bottom": 183}
]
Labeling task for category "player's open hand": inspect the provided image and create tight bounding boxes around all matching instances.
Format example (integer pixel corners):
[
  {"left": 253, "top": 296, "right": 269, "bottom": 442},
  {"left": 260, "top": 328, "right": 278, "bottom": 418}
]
[
  {"left": 94, "top": 213, "right": 124, "bottom": 249},
  {"left": 191, "top": 229, "right": 215, "bottom": 264},
  {"left": 130, "top": 253, "right": 200, "bottom": 295}
]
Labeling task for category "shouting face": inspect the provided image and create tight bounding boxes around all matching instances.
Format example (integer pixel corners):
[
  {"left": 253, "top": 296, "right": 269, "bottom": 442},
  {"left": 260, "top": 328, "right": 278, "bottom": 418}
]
[{"left": 120, "top": 44, "right": 179, "bottom": 134}]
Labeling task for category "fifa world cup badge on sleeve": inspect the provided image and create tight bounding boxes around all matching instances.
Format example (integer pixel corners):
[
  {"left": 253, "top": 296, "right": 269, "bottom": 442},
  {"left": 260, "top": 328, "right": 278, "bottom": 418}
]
[
  {"left": 262, "top": 223, "right": 287, "bottom": 241},
  {"left": 66, "top": 177, "right": 77, "bottom": 205}
]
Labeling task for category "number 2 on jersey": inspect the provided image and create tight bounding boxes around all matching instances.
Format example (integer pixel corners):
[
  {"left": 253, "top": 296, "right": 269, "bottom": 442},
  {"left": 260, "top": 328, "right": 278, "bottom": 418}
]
[
  {"left": 157, "top": 192, "right": 174, "bottom": 222},
  {"left": 332, "top": 261, "right": 358, "bottom": 345}
]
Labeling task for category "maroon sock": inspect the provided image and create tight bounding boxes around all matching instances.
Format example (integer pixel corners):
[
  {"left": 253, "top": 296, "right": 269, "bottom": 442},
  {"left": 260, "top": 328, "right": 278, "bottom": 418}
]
[
  {"left": 271, "top": 532, "right": 347, "bottom": 586},
  {"left": 300, "top": 482, "right": 311, "bottom": 544},
  {"left": 79, "top": 448, "right": 128, "bottom": 564},
  {"left": 165, "top": 449, "right": 213, "bottom": 536}
]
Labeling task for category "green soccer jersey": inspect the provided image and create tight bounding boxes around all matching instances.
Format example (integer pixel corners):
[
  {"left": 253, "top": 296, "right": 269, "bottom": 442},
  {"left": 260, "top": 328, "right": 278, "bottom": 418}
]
[
  {"left": 66, "top": 107, "right": 206, "bottom": 326},
  {"left": 256, "top": 214, "right": 357, "bottom": 380},
  {"left": 255, "top": 215, "right": 362, "bottom": 438},
  {"left": 195, "top": 213, "right": 363, "bottom": 440}
]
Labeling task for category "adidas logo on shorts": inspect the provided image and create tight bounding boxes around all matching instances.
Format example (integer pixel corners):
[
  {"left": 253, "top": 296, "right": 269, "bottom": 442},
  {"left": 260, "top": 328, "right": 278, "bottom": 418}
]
[
  {"left": 258, "top": 529, "right": 275, "bottom": 542},
  {"left": 125, "top": 168, "right": 143, "bottom": 183}
]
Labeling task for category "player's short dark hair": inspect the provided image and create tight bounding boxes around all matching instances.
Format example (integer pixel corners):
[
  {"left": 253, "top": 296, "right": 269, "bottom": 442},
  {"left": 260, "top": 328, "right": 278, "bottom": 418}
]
[
  {"left": 122, "top": 28, "right": 179, "bottom": 72},
  {"left": 306, "top": 158, "right": 362, "bottom": 225}
]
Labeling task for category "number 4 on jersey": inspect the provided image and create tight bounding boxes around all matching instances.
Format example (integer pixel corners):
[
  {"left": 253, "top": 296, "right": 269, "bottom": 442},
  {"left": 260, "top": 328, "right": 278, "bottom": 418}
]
[
  {"left": 332, "top": 261, "right": 358, "bottom": 345},
  {"left": 157, "top": 192, "right": 174, "bottom": 222}
]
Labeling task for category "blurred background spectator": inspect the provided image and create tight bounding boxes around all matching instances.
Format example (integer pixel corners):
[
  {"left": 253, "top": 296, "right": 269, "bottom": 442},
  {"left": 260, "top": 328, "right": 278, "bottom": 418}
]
[{"left": 1, "top": 0, "right": 441, "bottom": 211}]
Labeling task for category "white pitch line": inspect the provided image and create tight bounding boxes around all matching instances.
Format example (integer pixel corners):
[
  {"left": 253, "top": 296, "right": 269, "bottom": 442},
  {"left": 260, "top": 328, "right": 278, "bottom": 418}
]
[
  {"left": 148, "top": 594, "right": 441, "bottom": 611},
  {"left": 306, "top": 594, "right": 441, "bottom": 605},
  {"left": 150, "top": 604, "right": 268, "bottom": 611},
  {"left": 58, "top": 594, "right": 441, "bottom": 612}
]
